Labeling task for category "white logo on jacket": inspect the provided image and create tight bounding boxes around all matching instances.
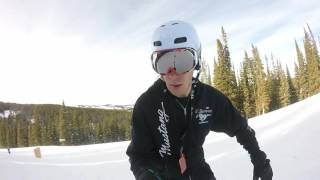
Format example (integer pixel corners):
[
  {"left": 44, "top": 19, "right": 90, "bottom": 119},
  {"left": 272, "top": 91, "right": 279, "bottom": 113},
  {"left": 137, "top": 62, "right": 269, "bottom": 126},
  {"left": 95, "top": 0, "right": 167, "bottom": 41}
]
[
  {"left": 195, "top": 107, "right": 212, "bottom": 124},
  {"left": 157, "top": 102, "right": 171, "bottom": 158}
]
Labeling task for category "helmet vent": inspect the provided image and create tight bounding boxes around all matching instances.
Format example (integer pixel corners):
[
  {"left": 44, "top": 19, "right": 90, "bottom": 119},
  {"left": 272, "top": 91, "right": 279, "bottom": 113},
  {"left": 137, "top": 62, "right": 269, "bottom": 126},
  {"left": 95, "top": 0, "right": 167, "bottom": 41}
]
[
  {"left": 172, "top": 22, "right": 179, "bottom": 25},
  {"left": 153, "top": 41, "right": 162, "bottom": 46},
  {"left": 174, "top": 37, "right": 187, "bottom": 44}
]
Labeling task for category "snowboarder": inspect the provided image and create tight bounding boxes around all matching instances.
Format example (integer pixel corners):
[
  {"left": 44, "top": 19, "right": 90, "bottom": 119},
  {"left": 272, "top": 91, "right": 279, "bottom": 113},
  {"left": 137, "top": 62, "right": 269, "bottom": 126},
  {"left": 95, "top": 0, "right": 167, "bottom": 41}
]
[{"left": 126, "top": 20, "right": 273, "bottom": 180}]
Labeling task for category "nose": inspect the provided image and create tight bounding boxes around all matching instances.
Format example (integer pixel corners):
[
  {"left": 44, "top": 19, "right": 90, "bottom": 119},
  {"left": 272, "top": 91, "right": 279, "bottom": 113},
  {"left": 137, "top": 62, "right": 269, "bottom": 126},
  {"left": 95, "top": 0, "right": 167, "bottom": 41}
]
[{"left": 166, "top": 67, "right": 177, "bottom": 75}]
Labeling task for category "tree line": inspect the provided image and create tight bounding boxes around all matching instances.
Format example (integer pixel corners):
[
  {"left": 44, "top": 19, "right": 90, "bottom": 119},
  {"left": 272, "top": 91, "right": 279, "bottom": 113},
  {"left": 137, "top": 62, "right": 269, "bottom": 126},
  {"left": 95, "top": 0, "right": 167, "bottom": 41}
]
[
  {"left": 200, "top": 25, "right": 320, "bottom": 118},
  {"left": 0, "top": 102, "right": 131, "bottom": 148}
]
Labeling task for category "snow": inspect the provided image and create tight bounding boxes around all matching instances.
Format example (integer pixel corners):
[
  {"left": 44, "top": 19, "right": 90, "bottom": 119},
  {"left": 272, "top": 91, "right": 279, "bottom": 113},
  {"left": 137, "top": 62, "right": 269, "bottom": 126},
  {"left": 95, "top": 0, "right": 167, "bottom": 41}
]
[
  {"left": 1, "top": 94, "right": 320, "bottom": 180},
  {"left": 0, "top": 110, "right": 16, "bottom": 118},
  {"left": 77, "top": 104, "right": 133, "bottom": 110}
]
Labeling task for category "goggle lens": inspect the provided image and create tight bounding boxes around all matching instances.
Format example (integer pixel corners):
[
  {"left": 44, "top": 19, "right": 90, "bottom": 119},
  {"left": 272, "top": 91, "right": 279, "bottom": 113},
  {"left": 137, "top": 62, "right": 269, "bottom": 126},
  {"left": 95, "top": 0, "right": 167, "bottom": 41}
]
[{"left": 151, "top": 48, "right": 196, "bottom": 75}]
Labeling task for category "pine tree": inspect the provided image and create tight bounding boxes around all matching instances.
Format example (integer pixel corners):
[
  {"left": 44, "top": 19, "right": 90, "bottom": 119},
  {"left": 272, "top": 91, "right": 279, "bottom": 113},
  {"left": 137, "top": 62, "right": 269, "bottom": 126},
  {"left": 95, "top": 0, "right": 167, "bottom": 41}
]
[
  {"left": 213, "top": 28, "right": 239, "bottom": 109},
  {"left": 267, "top": 55, "right": 281, "bottom": 111},
  {"left": 124, "top": 112, "right": 132, "bottom": 140},
  {"left": 200, "top": 59, "right": 212, "bottom": 85},
  {"left": 44, "top": 108, "right": 55, "bottom": 145},
  {"left": 110, "top": 120, "right": 120, "bottom": 142},
  {"left": 16, "top": 114, "right": 29, "bottom": 147},
  {"left": 252, "top": 45, "right": 270, "bottom": 115},
  {"left": 6, "top": 114, "right": 17, "bottom": 148},
  {"left": 286, "top": 66, "right": 298, "bottom": 104},
  {"left": 239, "top": 51, "right": 256, "bottom": 117},
  {"left": 70, "top": 110, "right": 81, "bottom": 145},
  {"left": 0, "top": 119, "right": 8, "bottom": 148},
  {"left": 265, "top": 55, "right": 273, "bottom": 111},
  {"left": 96, "top": 122, "right": 104, "bottom": 143},
  {"left": 103, "top": 117, "right": 112, "bottom": 142},
  {"left": 304, "top": 27, "right": 320, "bottom": 96},
  {"left": 58, "top": 101, "right": 71, "bottom": 145},
  {"left": 31, "top": 106, "right": 42, "bottom": 146},
  {"left": 47, "top": 118, "right": 58, "bottom": 145},
  {"left": 79, "top": 110, "right": 90, "bottom": 144},
  {"left": 221, "top": 28, "right": 239, "bottom": 107},
  {"left": 40, "top": 109, "right": 48, "bottom": 145},
  {"left": 213, "top": 39, "right": 224, "bottom": 89},
  {"left": 278, "top": 62, "right": 290, "bottom": 107},
  {"left": 307, "top": 25, "right": 320, "bottom": 95},
  {"left": 236, "top": 70, "right": 245, "bottom": 116},
  {"left": 294, "top": 40, "right": 308, "bottom": 100},
  {"left": 118, "top": 124, "right": 127, "bottom": 141},
  {"left": 28, "top": 124, "right": 33, "bottom": 146},
  {"left": 5, "top": 119, "right": 11, "bottom": 148}
]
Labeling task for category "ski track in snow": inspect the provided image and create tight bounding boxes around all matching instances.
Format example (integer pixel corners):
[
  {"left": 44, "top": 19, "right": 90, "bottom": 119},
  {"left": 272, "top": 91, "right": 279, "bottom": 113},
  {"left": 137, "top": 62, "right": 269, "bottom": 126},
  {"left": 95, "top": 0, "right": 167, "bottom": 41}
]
[{"left": 4, "top": 159, "right": 128, "bottom": 166}]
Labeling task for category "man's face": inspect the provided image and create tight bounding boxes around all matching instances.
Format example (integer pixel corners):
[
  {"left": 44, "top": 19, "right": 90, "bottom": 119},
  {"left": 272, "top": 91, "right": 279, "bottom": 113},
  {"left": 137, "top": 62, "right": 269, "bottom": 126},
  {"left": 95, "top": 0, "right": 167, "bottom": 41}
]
[{"left": 162, "top": 69, "right": 193, "bottom": 97}]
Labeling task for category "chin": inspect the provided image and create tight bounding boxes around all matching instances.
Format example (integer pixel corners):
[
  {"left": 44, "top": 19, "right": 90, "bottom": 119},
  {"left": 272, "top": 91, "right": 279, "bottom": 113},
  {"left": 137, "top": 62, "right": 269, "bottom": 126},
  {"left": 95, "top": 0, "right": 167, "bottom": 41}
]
[
  {"left": 167, "top": 84, "right": 190, "bottom": 97},
  {"left": 172, "top": 90, "right": 188, "bottom": 97}
]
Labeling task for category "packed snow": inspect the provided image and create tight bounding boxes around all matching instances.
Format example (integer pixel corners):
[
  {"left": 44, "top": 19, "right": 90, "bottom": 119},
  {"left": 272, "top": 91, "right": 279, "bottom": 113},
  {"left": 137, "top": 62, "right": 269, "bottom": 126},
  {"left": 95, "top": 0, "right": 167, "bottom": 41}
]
[{"left": 1, "top": 94, "right": 320, "bottom": 180}]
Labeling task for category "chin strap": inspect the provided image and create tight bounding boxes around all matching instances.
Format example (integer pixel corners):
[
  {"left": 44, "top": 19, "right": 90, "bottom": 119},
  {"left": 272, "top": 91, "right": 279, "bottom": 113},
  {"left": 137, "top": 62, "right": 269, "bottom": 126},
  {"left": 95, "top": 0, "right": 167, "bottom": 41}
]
[
  {"left": 194, "top": 56, "right": 201, "bottom": 81},
  {"left": 194, "top": 68, "right": 201, "bottom": 82}
]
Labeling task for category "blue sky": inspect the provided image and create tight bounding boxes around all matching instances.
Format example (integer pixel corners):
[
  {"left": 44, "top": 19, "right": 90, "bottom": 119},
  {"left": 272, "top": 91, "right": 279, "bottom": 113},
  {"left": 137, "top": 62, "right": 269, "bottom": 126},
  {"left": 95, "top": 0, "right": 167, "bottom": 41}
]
[{"left": 0, "top": 0, "right": 319, "bottom": 105}]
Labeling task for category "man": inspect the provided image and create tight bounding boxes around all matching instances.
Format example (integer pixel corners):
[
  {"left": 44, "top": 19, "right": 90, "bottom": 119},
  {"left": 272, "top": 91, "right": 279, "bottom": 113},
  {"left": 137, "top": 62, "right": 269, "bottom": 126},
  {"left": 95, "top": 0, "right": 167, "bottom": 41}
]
[{"left": 126, "top": 20, "right": 273, "bottom": 180}]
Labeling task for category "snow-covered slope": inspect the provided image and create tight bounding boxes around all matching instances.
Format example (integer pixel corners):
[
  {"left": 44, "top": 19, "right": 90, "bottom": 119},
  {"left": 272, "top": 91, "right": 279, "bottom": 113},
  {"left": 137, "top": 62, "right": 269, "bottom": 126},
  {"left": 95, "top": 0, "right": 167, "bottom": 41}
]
[
  {"left": 1, "top": 94, "right": 320, "bottom": 180},
  {"left": 77, "top": 104, "right": 133, "bottom": 111}
]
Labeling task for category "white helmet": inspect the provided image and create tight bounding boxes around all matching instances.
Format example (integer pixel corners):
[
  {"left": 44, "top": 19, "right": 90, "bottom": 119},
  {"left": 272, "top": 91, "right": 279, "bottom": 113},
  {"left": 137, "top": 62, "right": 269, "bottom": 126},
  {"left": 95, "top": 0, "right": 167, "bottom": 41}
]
[{"left": 151, "top": 20, "right": 202, "bottom": 70}]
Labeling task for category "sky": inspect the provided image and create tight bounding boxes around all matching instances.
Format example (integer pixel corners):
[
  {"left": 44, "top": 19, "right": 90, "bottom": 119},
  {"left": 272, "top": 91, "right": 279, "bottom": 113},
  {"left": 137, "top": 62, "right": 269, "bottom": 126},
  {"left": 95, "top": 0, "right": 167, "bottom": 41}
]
[
  {"left": 1, "top": 93, "right": 320, "bottom": 179},
  {"left": 0, "top": 0, "right": 320, "bottom": 106}
]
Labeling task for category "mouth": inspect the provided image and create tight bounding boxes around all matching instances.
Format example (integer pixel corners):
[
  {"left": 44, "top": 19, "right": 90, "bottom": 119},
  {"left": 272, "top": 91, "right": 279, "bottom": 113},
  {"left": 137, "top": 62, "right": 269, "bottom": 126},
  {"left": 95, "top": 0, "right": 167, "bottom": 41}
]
[{"left": 170, "top": 84, "right": 183, "bottom": 88}]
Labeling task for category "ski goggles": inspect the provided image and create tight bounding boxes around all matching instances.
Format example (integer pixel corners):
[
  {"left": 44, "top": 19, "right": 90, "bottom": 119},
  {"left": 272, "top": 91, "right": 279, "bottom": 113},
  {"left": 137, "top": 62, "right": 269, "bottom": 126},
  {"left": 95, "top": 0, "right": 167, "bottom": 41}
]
[{"left": 151, "top": 48, "right": 197, "bottom": 75}]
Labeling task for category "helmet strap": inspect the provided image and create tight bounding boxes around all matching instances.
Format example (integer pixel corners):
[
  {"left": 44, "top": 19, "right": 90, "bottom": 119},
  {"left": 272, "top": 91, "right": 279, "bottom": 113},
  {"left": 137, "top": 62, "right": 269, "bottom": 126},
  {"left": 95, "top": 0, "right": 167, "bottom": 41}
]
[
  {"left": 195, "top": 69, "right": 201, "bottom": 80},
  {"left": 194, "top": 55, "right": 201, "bottom": 80}
]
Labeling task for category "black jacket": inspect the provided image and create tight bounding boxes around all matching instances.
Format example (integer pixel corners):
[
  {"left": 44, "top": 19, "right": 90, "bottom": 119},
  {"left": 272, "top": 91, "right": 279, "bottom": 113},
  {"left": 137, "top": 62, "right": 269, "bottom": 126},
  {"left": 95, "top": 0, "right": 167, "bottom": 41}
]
[{"left": 126, "top": 78, "right": 265, "bottom": 180}]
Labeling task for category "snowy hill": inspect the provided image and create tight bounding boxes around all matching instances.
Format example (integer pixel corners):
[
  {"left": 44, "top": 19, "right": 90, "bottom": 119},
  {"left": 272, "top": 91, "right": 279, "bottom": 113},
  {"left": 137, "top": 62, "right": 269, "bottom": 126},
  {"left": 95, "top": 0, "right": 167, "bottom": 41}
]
[
  {"left": 1, "top": 94, "right": 320, "bottom": 180},
  {"left": 77, "top": 104, "right": 133, "bottom": 111}
]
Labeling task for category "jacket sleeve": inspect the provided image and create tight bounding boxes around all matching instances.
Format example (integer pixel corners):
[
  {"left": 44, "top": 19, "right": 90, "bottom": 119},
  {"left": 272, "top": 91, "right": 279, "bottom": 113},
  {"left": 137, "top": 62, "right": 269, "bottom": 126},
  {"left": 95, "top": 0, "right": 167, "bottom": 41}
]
[
  {"left": 126, "top": 99, "right": 161, "bottom": 179},
  {"left": 209, "top": 92, "right": 267, "bottom": 164},
  {"left": 210, "top": 94, "right": 247, "bottom": 137},
  {"left": 235, "top": 124, "right": 267, "bottom": 165}
]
